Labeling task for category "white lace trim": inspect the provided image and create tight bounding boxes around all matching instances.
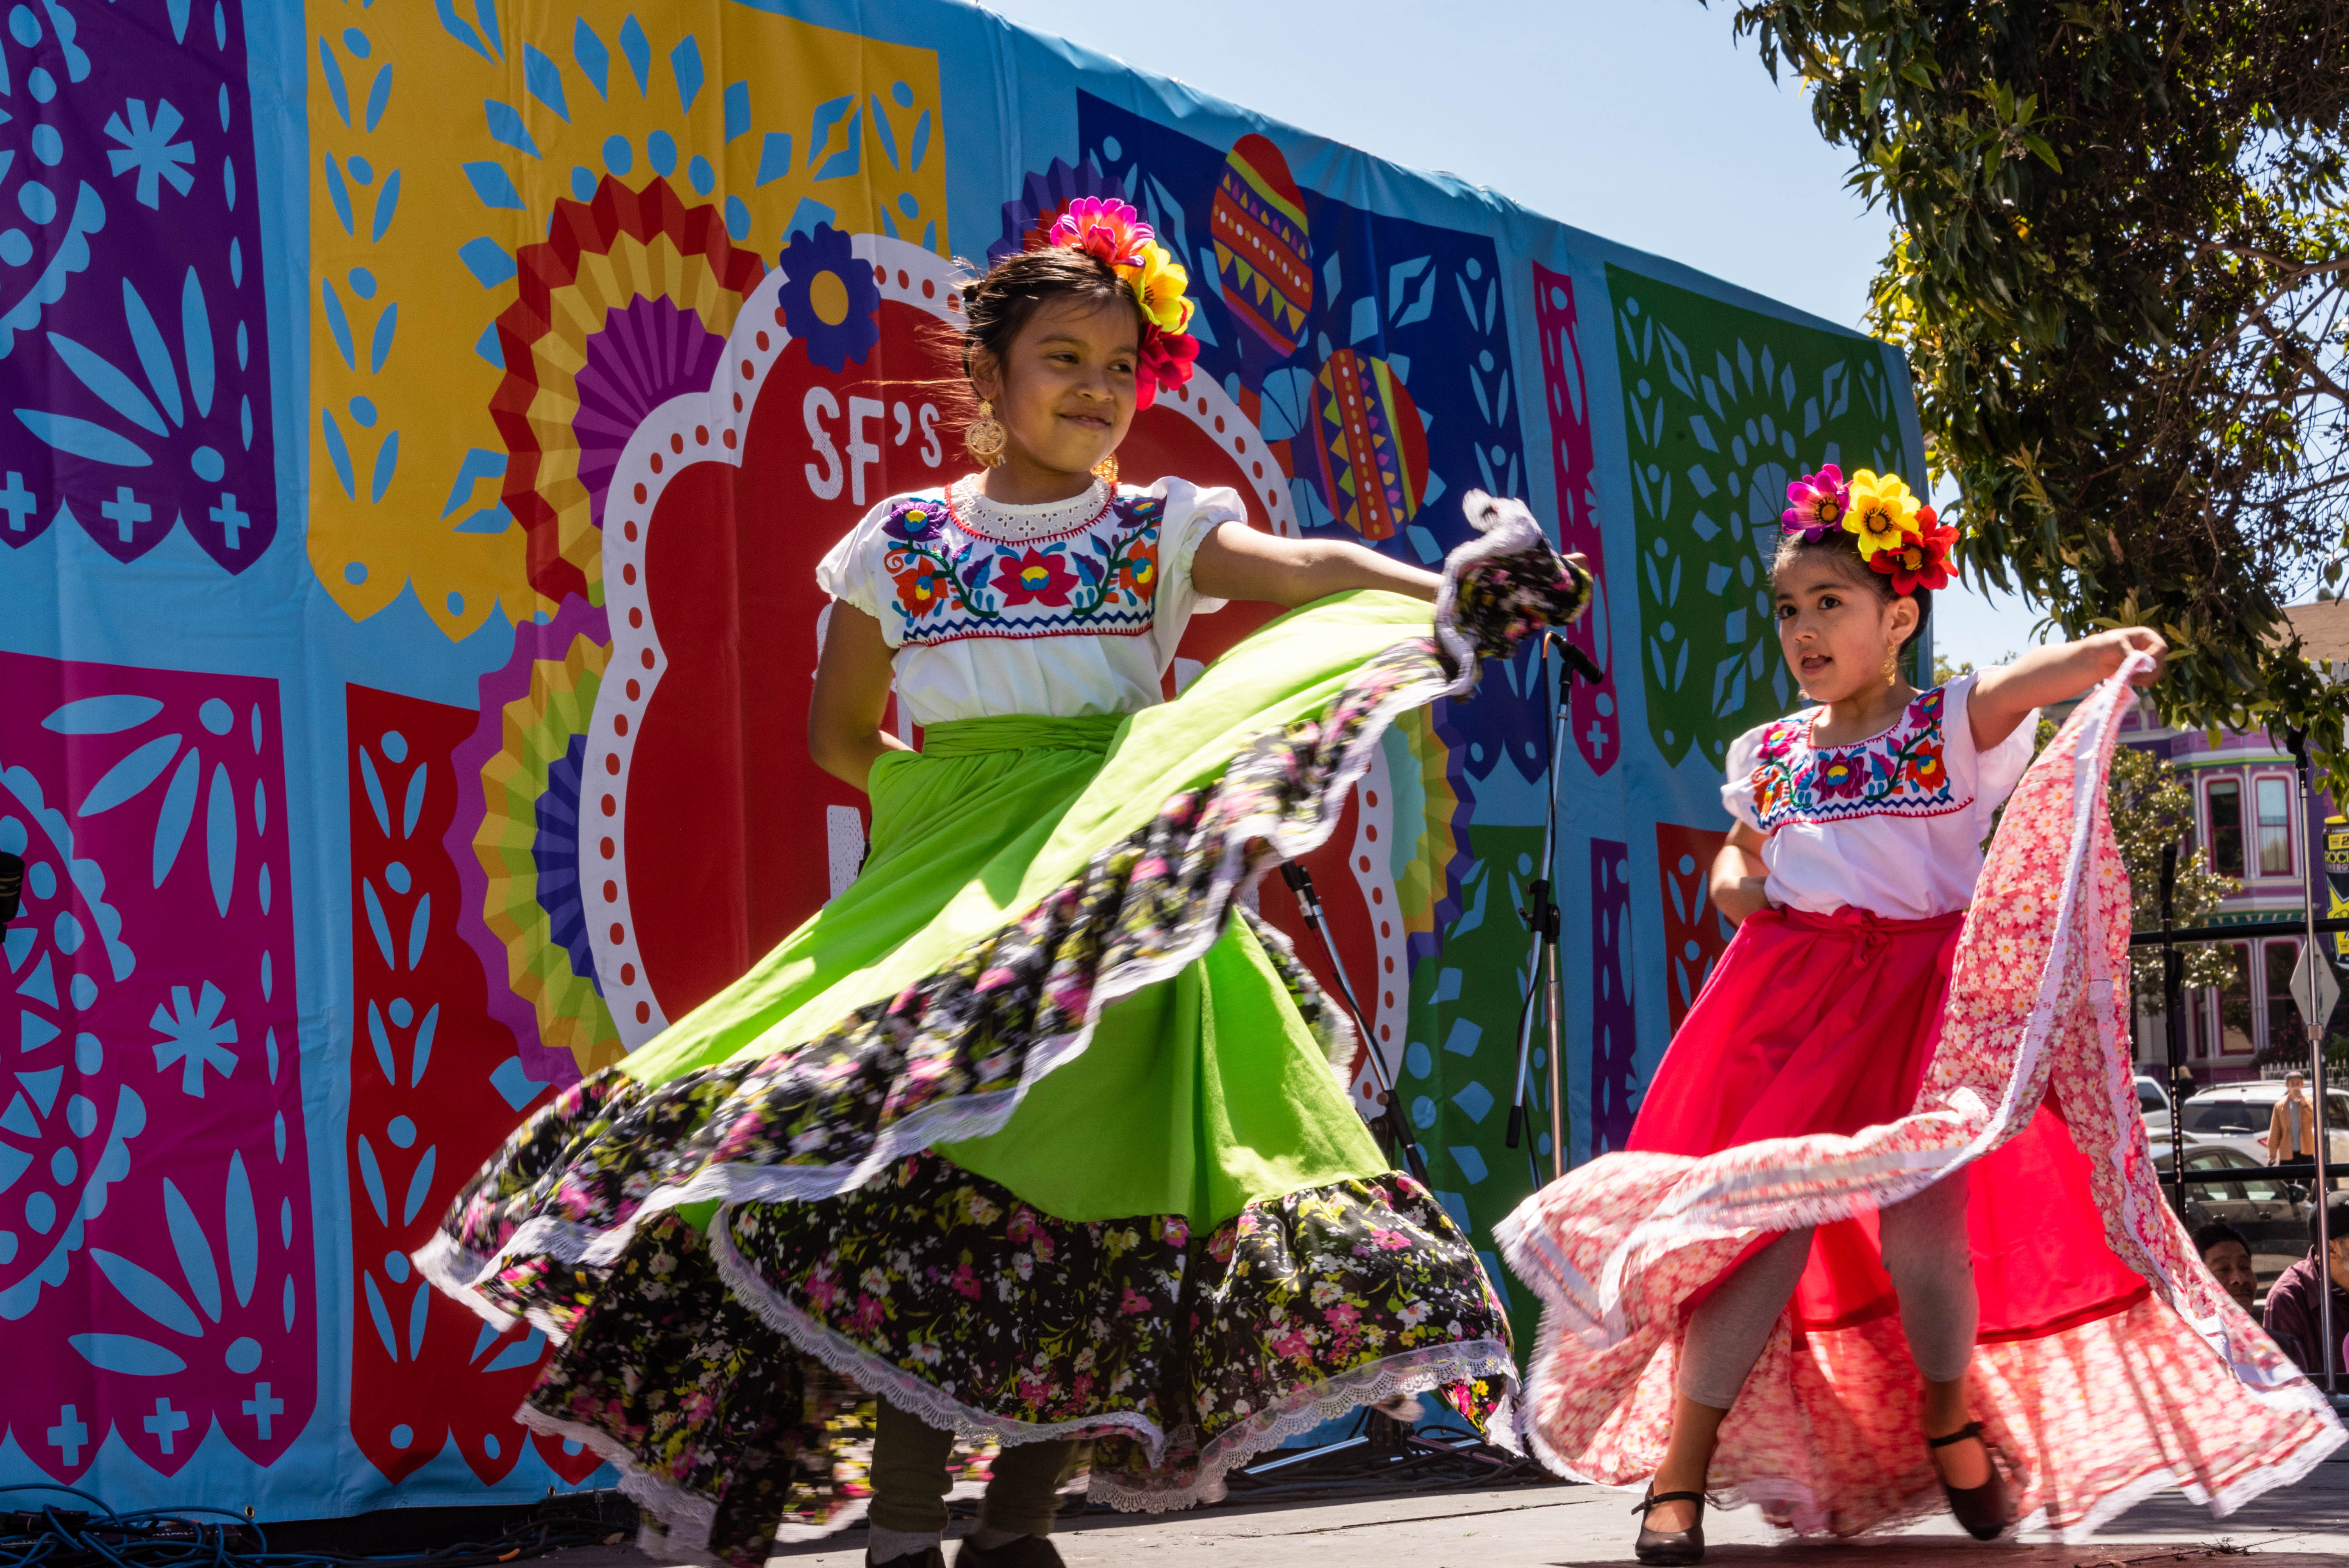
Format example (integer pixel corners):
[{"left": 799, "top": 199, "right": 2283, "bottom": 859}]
[{"left": 946, "top": 475, "right": 1114, "bottom": 542}]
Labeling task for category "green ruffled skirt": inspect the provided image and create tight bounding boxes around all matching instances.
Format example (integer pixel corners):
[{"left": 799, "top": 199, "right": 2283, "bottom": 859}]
[{"left": 417, "top": 500, "right": 1587, "bottom": 1563}]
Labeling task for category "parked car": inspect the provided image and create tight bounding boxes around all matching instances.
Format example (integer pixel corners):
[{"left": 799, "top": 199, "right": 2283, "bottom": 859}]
[
  {"left": 2137, "top": 1074, "right": 2174, "bottom": 1140},
  {"left": 2176, "top": 1082, "right": 2349, "bottom": 1172},
  {"left": 2151, "top": 1144, "right": 2311, "bottom": 1287}
]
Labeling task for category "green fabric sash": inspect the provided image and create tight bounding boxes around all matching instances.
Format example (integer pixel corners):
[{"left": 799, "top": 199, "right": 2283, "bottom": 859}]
[{"left": 917, "top": 713, "right": 1126, "bottom": 757}]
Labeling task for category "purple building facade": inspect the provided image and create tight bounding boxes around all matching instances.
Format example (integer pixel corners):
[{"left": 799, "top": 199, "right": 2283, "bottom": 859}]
[{"left": 2115, "top": 599, "right": 2349, "bottom": 1087}]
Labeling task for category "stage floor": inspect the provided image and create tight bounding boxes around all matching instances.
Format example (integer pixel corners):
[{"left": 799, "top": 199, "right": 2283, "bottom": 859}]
[{"left": 573, "top": 1450, "right": 2349, "bottom": 1567}]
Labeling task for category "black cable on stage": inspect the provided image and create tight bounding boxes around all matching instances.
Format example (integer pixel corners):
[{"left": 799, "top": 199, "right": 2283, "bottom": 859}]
[{"left": 0, "top": 1486, "right": 633, "bottom": 1568}]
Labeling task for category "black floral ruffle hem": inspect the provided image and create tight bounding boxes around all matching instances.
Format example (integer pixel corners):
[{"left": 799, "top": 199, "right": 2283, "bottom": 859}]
[{"left": 523, "top": 1153, "right": 1513, "bottom": 1565}]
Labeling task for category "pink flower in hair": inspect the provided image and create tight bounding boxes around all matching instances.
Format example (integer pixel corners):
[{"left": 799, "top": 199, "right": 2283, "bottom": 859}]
[
  {"left": 1781, "top": 464, "right": 1850, "bottom": 540},
  {"left": 1049, "top": 197, "right": 1154, "bottom": 269}
]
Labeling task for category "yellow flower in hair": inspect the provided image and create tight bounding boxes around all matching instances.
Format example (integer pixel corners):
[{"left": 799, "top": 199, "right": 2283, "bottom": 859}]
[
  {"left": 1129, "top": 243, "right": 1195, "bottom": 336},
  {"left": 1845, "top": 469, "right": 1921, "bottom": 559}
]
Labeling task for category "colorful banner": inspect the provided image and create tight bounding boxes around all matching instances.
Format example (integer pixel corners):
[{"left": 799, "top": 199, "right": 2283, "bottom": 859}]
[{"left": 0, "top": 0, "right": 1922, "bottom": 1518}]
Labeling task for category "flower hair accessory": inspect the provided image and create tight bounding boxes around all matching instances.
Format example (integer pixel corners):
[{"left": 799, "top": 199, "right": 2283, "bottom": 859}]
[
  {"left": 1870, "top": 504, "right": 1957, "bottom": 594},
  {"left": 1845, "top": 468, "right": 1922, "bottom": 559},
  {"left": 1046, "top": 197, "right": 1199, "bottom": 410},
  {"left": 1781, "top": 465, "right": 1953, "bottom": 595},
  {"left": 1780, "top": 464, "right": 1849, "bottom": 540}
]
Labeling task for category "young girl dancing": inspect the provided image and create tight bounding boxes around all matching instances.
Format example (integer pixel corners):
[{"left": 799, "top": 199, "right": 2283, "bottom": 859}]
[
  {"left": 419, "top": 202, "right": 1589, "bottom": 1568},
  {"left": 1499, "top": 467, "right": 2342, "bottom": 1561}
]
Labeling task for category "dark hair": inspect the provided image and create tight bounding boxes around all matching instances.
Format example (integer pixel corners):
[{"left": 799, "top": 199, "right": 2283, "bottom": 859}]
[
  {"left": 2312, "top": 1190, "right": 2349, "bottom": 1252},
  {"left": 1769, "top": 527, "right": 1934, "bottom": 656},
  {"left": 2193, "top": 1221, "right": 2249, "bottom": 1258},
  {"left": 935, "top": 248, "right": 1147, "bottom": 463}
]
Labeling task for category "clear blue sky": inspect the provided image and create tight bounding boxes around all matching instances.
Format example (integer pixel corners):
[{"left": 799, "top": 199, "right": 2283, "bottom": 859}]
[{"left": 980, "top": 0, "right": 2052, "bottom": 667}]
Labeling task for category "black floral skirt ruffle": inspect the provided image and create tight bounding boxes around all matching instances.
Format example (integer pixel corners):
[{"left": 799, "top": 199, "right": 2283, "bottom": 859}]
[{"left": 520, "top": 1154, "right": 1512, "bottom": 1564}]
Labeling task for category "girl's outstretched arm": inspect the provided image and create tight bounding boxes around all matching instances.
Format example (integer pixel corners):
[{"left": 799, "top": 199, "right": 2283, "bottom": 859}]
[
  {"left": 1191, "top": 520, "right": 1443, "bottom": 605},
  {"left": 808, "top": 603, "right": 911, "bottom": 789},
  {"left": 1967, "top": 627, "right": 2167, "bottom": 752},
  {"left": 1709, "top": 821, "right": 1773, "bottom": 926}
]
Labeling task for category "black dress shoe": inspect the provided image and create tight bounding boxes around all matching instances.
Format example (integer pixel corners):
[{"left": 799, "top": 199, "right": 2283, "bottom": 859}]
[
  {"left": 1633, "top": 1489, "right": 1706, "bottom": 1565},
  {"left": 953, "top": 1538, "right": 1064, "bottom": 1566},
  {"left": 1927, "top": 1420, "right": 2011, "bottom": 1541},
  {"left": 867, "top": 1548, "right": 945, "bottom": 1568}
]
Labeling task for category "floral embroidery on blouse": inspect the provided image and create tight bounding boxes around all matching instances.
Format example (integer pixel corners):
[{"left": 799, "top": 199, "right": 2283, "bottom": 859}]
[
  {"left": 1748, "top": 686, "right": 1961, "bottom": 828},
  {"left": 878, "top": 490, "right": 1165, "bottom": 645}
]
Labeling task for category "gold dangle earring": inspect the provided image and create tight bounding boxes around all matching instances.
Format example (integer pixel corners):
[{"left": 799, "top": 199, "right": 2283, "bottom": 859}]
[
  {"left": 965, "top": 401, "right": 1007, "bottom": 468},
  {"left": 1091, "top": 453, "right": 1120, "bottom": 486},
  {"left": 1882, "top": 644, "right": 1900, "bottom": 688}
]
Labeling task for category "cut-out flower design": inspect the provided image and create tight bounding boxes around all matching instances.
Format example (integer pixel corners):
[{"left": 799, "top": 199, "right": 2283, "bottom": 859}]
[
  {"left": 103, "top": 98, "right": 197, "bottom": 210},
  {"left": 151, "top": 982, "right": 237, "bottom": 1097},
  {"left": 775, "top": 223, "right": 880, "bottom": 373}
]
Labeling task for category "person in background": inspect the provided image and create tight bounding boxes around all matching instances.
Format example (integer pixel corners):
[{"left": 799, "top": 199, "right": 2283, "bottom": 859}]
[
  {"left": 2263, "top": 1191, "right": 2349, "bottom": 1383},
  {"left": 2192, "top": 1221, "right": 2259, "bottom": 1315},
  {"left": 2268, "top": 1071, "right": 2315, "bottom": 1164}
]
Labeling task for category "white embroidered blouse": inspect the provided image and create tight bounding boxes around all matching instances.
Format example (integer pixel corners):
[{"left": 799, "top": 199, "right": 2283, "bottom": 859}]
[
  {"left": 815, "top": 474, "right": 1238, "bottom": 727},
  {"left": 1718, "top": 673, "right": 2038, "bottom": 920}
]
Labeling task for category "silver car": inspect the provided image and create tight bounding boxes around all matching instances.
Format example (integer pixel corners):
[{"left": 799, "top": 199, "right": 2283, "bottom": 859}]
[{"left": 2176, "top": 1081, "right": 2349, "bottom": 1172}]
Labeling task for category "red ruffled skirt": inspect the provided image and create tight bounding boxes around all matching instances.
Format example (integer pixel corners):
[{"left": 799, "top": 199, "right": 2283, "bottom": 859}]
[
  {"left": 1496, "top": 664, "right": 2341, "bottom": 1540},
  {"left": 1634, "top": 905, "right": 2145, "bottom": 1342}
]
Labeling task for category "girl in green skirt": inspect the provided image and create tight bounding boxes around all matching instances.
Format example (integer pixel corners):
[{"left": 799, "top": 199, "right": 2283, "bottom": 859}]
[{"left": 416, "top": 199, "right": 1588, "bottom": 1568}]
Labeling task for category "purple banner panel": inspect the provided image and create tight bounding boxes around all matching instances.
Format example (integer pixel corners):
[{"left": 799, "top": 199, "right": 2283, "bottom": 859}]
[
  {"left": 0, "top": 651, "right": 314, "bottom": 1478},
  {"left": 0, "top": 0, "right": 275, "bottom": 571},
  {"left": 1588, "top": 838, "right": 1639, "bottom": 1155}
]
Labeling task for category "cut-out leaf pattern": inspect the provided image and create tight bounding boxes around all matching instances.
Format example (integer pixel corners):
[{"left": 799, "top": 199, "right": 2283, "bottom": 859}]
[
  {"left": 342, "top": 685, "right": 605, "bottom": 1487},
  {"left": 1610, "top": 265, "right": 1909, "bottom": 768}
]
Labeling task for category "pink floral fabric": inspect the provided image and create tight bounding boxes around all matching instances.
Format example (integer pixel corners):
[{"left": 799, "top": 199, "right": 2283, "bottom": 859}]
[{"left": 1497, "top": 657, "right": 2344, "bottom": 1539}]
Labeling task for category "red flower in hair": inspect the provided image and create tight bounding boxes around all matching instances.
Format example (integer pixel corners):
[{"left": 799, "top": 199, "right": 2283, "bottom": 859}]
[
  {"left": 1869, "top": 518, "right": 1959, "bottom": 595},
  {"left": 1135, "top": 326, "right": 1199, "bottom": 410}
]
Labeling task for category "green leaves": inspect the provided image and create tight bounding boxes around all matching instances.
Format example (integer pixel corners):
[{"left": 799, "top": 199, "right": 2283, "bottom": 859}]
[{"left": 1721, "top": 0, "right": 2349, "bottom": 793}]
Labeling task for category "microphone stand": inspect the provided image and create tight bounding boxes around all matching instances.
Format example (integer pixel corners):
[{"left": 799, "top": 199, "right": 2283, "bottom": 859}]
[
  {"left": 1279, "top": 861, "right": 1430, "bottom": 1183},
  {"left": 1504, "top": 636, "right": 1606, "bottom": 1186}
]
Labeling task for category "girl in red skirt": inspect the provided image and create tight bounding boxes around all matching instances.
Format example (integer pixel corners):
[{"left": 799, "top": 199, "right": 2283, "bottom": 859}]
[{"left": 1501, "top": 466, "right": 2338, "bottom": 1561}]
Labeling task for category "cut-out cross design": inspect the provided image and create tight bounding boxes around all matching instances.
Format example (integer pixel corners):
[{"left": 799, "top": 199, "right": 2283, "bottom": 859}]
[
  {"left": 144, "top": 1396, "right": 190, "bottom": 1454},
  {"left": 0, "top": 472, "right": 34, "bottom": 533},
  {"left": 243, "top": 1381, "right": 285, "bottom": 1439},
  {"left": 1586, "top": 718, "right": 1609, "bottom": 757},
  {"left": 209, "top": 492, "right": 251, "bottom": 550},
  {"left": 101, "top": 486, "right": 152, "bottom": 544},
  {"left": 46, "top": 1405, "right": 89, "bottom": 1466}
]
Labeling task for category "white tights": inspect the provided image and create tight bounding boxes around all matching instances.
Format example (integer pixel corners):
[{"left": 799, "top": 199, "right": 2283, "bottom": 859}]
[{"left": 1675, "top": 1169, "right": 1977, "bottom": 1409}]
